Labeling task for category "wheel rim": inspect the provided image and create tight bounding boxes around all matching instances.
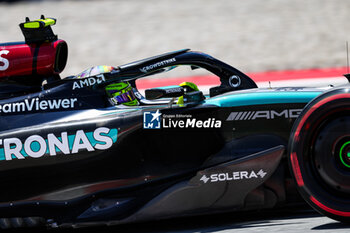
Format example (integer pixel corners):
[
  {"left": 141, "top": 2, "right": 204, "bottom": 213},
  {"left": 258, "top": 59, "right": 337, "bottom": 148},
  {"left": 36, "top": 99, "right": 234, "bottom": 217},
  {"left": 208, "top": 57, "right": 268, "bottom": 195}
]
[
  {"left": 312, "top": 117, "right": 350, "bottom": 194},
  {"left": 338, "top": 140, "right": 350, "bottom": 168},
  {"left": 289, "top": 91, "right": 350, "bottom": 221}
]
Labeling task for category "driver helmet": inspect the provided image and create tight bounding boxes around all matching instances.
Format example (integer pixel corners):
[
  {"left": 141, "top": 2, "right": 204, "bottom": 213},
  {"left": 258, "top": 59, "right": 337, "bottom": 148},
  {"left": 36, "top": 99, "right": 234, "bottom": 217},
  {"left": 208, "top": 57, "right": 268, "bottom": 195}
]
[
  {"left": 76, "top": 65, "right": 115, "bottom": 79},
  {"left": 105, "top": 81, "right": 139, "bottom": 106},
  {"left": 177, "top": 81, "right": 199, "bottom": 105}
]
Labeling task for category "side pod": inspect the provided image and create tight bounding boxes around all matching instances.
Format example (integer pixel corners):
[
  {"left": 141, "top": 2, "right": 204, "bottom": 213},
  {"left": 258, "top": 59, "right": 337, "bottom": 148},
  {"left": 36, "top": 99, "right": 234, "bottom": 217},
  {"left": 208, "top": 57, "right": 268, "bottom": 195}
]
[{"left": 90, "top": 145, "right": 285, "bottom": 226}]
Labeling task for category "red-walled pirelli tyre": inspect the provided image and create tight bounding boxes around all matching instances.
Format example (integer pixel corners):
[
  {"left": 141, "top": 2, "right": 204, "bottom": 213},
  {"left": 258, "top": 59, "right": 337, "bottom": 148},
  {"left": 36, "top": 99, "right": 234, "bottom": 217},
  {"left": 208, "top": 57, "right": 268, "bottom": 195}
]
[{"left": 289, "top": 87, "right": 350, "bottom": 222}]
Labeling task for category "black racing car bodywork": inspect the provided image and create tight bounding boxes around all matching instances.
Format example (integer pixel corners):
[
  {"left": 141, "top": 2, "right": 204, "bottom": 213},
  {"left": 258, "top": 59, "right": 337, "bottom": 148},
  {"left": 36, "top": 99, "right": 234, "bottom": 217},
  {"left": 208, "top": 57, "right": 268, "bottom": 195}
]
[{"left": 0, "top": 17, "right": 349, "bottom": 228}]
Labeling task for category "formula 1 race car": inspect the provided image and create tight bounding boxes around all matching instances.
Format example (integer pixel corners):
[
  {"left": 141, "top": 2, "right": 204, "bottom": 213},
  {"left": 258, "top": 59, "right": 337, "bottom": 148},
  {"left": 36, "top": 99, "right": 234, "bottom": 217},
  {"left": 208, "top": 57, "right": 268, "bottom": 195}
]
[{"left": 0, "top": 16, "right": 349, "bottom": 229}]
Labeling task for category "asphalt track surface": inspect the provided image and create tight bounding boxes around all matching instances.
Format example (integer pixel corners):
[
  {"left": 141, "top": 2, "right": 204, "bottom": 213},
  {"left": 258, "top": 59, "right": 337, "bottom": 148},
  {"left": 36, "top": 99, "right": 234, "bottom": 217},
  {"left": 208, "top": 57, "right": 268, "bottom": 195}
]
[
  {"left": 3, "top": 207, "right": 350, "bottom": 233},
  {"left": 78, "top": 209, "right": 349, "bottom": 233}
]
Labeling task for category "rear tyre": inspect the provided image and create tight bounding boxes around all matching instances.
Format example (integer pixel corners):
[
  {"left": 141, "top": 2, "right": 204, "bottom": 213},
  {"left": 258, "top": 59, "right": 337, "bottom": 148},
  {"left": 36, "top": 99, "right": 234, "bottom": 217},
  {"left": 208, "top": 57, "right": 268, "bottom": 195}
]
[{"left": 289, "top": 88, "right": 350, "bottom": 222}]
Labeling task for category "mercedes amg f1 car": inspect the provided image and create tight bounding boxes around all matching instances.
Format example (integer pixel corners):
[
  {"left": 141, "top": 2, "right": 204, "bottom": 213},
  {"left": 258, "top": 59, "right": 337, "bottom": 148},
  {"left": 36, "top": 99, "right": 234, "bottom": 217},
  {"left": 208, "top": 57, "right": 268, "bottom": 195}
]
[{"left": 0, "top": 16, "right": 349, "bottom": 229}]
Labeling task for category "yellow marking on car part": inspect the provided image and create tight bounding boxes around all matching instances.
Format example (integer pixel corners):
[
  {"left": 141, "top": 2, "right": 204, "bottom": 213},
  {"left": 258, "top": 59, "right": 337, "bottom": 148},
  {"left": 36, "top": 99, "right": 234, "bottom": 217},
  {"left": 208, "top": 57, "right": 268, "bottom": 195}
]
[
  {"left": 177, "top": 96, "right": 184, "bottom": 106},
  {"left": 23, "top": 18, "right": 56, "bottom": 29},
  {"left": 179, "top": 82, "right": 199, "bottom": 91},
  {"left": 177, "top": 81, "right": 199, "bottom": 106},
  {"left": 23, "top": 22, "right": 40, "bottom": 29}
]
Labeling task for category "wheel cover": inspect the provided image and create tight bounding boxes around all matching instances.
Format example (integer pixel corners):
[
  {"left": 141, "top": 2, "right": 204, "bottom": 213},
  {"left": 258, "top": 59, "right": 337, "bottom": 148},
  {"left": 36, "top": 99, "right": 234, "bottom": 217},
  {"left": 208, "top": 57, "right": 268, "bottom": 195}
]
[
  {"left": 339, "top": 141, "right": 350, "bottom": 168},
  {"left": 289, "top": 91, "right": 350, "bottom": 221}
]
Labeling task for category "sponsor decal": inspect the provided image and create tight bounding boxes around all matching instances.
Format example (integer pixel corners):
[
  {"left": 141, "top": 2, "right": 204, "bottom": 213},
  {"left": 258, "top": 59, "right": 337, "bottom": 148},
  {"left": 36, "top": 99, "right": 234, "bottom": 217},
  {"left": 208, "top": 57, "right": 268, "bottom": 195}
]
[
  {"left": 143, "top": 110, "right": 222, "bottom": 129},
  {"left": 0, "top": 127, "right": 118, "bottom": 161},
  {"left": 200, "top": 169, "right": 267, "bottom": 183},
  {"left": 226, "top": 109, "right": 303, "bottom": 121},
  {"left": 0, "top": 98, "right": 77, "bottom": 114},
  {"left": 163, "top": 118, "right": 221, "bottom": 128},
  {"left": 72, "top": 74, "right": 106, "bottom": 90},
  {"left": 140, "top": 58, "right": 176, "bottom": 73},
  {"left": 0, "top": 50, "right": 9, "bottom": 71},
  {"left": 164, "top": 87, "right": 183, "bottom": 94},
  {"left": 143, "top": 110, "right": 162, "bottom": 129}
]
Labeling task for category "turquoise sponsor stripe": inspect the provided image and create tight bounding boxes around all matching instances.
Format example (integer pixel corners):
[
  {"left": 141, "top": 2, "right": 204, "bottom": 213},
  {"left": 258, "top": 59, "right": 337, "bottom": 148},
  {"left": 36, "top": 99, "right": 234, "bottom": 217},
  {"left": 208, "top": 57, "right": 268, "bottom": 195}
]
[
  {"left": 85, "top": 128, "right": 118, "bottom": 146},
  {"left": 204, "top": 91, "right": 322, "bottom": 107},
  {"left": 109, "top": 128, "right": 118, "bottom": 143},
  {"left": 0, "top": 128, "right": 118, "bottom": 161},
  {"left": 0, "top": 149, "right": 4, "bottom": 161},
  {"left": 64, "top": 129, "right": 118, "bottom": 151}
]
